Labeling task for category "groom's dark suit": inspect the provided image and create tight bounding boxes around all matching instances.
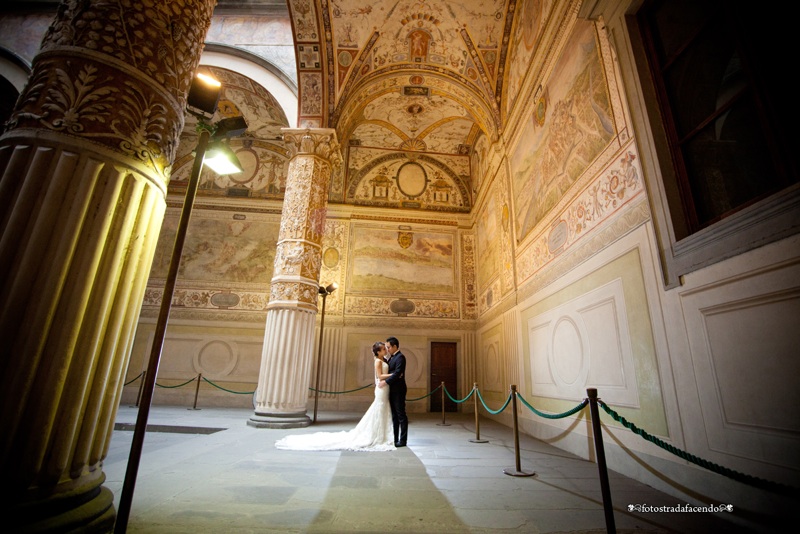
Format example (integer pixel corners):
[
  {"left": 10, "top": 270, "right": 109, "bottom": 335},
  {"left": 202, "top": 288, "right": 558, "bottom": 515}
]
[{"left": 385, "top": 350, "right": 408, "bottom": 446}]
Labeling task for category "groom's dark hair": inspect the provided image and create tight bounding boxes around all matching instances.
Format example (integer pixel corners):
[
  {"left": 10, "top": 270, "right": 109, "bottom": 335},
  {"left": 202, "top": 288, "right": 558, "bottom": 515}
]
[{"left": 386, "top": 336, "right": 399, "bottom": 348}]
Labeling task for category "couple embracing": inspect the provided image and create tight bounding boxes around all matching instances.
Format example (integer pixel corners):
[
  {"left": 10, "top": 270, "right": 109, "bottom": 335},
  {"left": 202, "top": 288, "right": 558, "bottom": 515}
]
[
  {"left": 379, "top": 336, "right": 408, "bottom": 448},
  {"left": 275, "top": 336, "right": 407, "bottom": 451}
]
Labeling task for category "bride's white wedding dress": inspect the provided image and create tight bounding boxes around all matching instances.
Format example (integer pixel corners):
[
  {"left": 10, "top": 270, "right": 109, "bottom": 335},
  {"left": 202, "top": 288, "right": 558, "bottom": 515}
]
[{"left": 275, "top": 361, "right": 395, "bottom": 451}]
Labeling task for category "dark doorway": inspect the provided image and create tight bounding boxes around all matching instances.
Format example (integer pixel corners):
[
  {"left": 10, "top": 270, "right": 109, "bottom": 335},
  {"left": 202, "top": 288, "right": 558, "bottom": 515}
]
[{"left": 430, "top": 342, "right": 457, "bottom": 412}]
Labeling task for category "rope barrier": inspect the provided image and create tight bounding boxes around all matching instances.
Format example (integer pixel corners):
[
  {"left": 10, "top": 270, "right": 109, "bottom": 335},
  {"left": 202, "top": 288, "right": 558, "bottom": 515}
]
[
  {"left": 202, "top": 377, "right": 255, "bottom": 395},
  {"left": 154, "top": 376, "right": 198, "bottom": 389},
  {"left": 309, "top": 384, "right": 373, "bottom": 394},
  {"left": 598, "top": 399, "right": 798, "bottom": 495},
  {"left": 408, "top": 383, "right": 440, "bottom": 402},
  {"left": 443, "top": 385, "right": 474, "bottom": 403},
  {"left": 517, "top": 393, "right": 588, "bottom": 419},
  {"left": 124, "top": 372, "right": 144, "bottom": 386},
  {"left": 476, "top": 388, "right": 512, "bottom": 415},
  {"left": 124, "top": 371, "right": 799, "bottom": 499}
]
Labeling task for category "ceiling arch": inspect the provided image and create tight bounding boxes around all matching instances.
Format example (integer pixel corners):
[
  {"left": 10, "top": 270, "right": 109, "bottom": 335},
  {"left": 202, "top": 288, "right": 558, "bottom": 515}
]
[{"left": 285, "top": 0, "right": 518, "bottom": 212}]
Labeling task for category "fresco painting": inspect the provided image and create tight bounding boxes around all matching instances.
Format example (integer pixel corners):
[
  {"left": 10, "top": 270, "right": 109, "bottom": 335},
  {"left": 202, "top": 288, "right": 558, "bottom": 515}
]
[
  {"left": 150, "top": 217, "right": 279, "bottom": 285},
  {"left": 510, "top": 21, "right": 615, "bottom": 242},
  {"left": 350, "top": 227, "right": 455, "bottom": 294},
  {"left": 505, "top": 0, "right": 553, "bottom": 118},
  {"left": 477, "top": 191, "right": 500, "bottom": 286}
]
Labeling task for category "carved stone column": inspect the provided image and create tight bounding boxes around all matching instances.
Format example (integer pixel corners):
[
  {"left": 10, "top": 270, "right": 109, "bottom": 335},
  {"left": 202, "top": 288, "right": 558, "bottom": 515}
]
[
  {"left": 249, "top": 128, "right": 341, "bottom": 428},
  {"left": 0, "top": 1, "right": 215, "bottom": 531}
]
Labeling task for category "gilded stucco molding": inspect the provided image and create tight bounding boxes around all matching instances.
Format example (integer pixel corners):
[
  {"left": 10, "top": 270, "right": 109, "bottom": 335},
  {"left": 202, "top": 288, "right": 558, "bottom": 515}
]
[
  {"left": 282, "top": 127, "right": 342, "bottom": 166},
  {"left": 461, "top": 232, "right": 478, "bottom": 320},
  {"left": 515, "top": 198, "right": 651, "bottom": 304},
  {"left": 515, "top": 142, "right": 645, "bottom": 285},
  {"left": 342, "top": 316, "right": 477, "bottom": 331},
  {"left": 274, "top": 240, "right": 323, "bottom": 280},
  {"left": 265, "top": 127, "right": 342, "bottom": 313},
  {"left": 5, "top": 0, "right": 215, "bottom": 181}
]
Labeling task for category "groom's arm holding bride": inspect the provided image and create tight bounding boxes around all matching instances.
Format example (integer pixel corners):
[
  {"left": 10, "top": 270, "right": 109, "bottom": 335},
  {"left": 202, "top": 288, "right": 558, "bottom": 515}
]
[{"left": 378, "top": 353, "right": 405, "bottom": 389}]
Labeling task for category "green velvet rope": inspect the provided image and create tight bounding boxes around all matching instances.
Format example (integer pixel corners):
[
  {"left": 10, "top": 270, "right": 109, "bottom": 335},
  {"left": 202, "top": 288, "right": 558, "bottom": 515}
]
[
  {"left": 476, "top": 389, "right": 512, "bottom": 415},
  {"left": 516, "top": 393, "right": 587, "bottom": 419},
  {"left": 124, "top": 372, "right": 144, "bottom": 386},
  {"left": 202, "top": 377, "right": 255, "bottom": 395},
  {"left": 408, "top": 383, "right": 440, "bottom": 401},
  {"left": 309, "top": 384, "right": 373, "bottom": 394},
  {"left": 598, "top": 400, "right": 798, "bottom": 495},
  {"left": 443, "top": 385, "right": 475, "bottom": 404},
  {"left": 155, "top": 376, "right": 198, "bottom": 389}
]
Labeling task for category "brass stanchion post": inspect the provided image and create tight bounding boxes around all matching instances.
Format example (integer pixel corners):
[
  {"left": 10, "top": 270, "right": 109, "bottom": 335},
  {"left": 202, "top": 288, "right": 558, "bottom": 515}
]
[
  {"left": 189, "top": 374, "right": 202, "bottom": 410},
  {"left": 588, "top": 388, "right": 616, "bottom": 533},
  {"left": 469, "top": 383, "right": 488, "bottom": 443},
  {"left": 436, "top": 381, "right": 450, "bottom": 426},
  {"left": 503, "top": 385, "right": 535, "bottom": 477}
]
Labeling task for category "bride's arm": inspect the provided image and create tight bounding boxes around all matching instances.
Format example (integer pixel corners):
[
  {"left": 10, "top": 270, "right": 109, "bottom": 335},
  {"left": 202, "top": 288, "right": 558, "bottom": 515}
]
[{"left": 374, "top": 358, "right": 391, "bottom": 380}]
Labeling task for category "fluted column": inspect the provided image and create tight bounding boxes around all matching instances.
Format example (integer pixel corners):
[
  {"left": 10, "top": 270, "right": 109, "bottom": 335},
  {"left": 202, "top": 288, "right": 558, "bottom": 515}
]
[
  {"left": 250, "top": 128, "right": 341, "bottom": 428},
  {"left": 0, "top": 1, "right": 216, "bottom": 532}
]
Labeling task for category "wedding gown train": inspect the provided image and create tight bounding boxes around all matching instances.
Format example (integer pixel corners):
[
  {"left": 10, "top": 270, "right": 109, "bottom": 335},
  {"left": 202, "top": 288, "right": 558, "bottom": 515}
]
[{"left": 274, "top": 361, "right": 395, "bottom": 452}]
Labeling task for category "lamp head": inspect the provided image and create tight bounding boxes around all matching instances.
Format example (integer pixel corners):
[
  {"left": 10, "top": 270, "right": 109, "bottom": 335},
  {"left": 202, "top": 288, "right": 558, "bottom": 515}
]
[
  {"left": 214, "top": 116, "right": 248, "bottom": 139},
  {"left": 187, "top": 72, "right": 221, "bottom": 118},
  {"left": 318, "top": 282, "right": 338, "bottom": 295},
  {"left": 203, "top": 142, "right": 244, "bottom": 175}
]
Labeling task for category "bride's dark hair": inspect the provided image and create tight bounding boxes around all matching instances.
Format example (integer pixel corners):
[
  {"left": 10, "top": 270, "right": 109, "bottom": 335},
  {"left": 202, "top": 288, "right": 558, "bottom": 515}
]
[{"left": 372, "top": 341, "right": 384, "bottom": 356}]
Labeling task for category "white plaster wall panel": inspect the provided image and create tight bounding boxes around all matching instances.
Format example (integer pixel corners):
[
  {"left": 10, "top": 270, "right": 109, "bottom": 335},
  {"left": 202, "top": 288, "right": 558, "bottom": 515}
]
[
  {"left": 680, "top": 258, "right": 800, "bottom": 469},
  {"left": 194, "top": 340, "right": 238, "bottom": 376},
  {"left": 144, "top": 333, "right": 263, "bottom": 382},
  {"left": 480, "top": 331, "right": 504, "bottom": 393},
  {"left": 402, "top": 344, "right": 427, "bottom": 389},
  {"left": 502, "top": 308, "right": 522, "bottom": 389},
  {"left": 528, "top": 278, "right": 639, "bottom": 406},
  {"left": 581, "top": 299, "right": 627, "bottom": 387}
]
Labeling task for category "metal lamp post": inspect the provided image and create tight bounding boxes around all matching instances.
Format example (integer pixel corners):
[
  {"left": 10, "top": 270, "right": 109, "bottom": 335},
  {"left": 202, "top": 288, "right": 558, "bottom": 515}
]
[
  {"left": 114, "top": 73, "right": 245, "bottom": 533},
  {"left": 312, "top": 282, "right": 338, "bottom": 423}
]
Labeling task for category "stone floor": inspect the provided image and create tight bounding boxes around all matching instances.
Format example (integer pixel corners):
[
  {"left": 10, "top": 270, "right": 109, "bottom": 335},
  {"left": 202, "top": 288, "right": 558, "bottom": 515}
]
[{"left": 104, "top": 405, "right": 755, "bottom": 533}]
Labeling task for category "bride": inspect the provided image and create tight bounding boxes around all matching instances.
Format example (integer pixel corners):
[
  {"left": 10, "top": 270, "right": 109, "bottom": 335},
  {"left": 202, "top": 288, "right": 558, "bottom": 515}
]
[{"left": 275, "top": 341, "right": 396, "bottom": 451}]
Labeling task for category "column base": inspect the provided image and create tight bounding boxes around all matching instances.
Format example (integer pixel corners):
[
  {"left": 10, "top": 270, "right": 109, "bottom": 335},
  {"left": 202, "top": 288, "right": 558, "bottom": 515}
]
[
  {"left": 248, "top": 410, "right": 311, "bottom": 429},
  {"left": 10, "top": 477, "right": 116, "bottom": 533}
]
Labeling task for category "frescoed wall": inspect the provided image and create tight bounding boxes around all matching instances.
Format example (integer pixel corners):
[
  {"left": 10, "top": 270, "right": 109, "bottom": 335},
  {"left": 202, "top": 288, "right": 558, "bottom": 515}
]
[
  {"left": 349, "top": 226, "right": 455, "bottom": 295},
  {"left": 504, "top": 0, "right": 554, "bottom": 120},
  {"left": 509, "top": 20, "right": 615, "bottom": 243},
  {"left": 170, "top": 66, "right": 291, "bottom": 200},
  {"left": 4, "top": 3, "right": 797, "bottom": 527},
  {"left": 346, "top": 147, "right": 470, "bottom": 212},
  {"left": 476, "top": 191, "right": 500, "bottom": 288}
]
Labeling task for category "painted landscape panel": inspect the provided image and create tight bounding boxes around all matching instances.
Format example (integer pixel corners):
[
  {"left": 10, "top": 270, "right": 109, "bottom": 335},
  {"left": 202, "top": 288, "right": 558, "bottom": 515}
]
[{"left": 350, "top": 227, "right": 454, "bottom": 294}]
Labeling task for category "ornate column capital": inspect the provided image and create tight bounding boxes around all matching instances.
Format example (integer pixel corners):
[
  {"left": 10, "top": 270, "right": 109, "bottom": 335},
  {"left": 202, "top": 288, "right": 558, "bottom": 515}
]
[
  {"left": 282, "top": 128, "right": 342, "bottom": 166},
  {"left": 3, "top": 0, "right": 216, "bottom": 183}
]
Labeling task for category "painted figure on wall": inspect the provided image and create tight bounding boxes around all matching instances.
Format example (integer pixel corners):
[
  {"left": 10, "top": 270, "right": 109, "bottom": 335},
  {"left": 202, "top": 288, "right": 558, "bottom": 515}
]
[{"left": 409, "top": 29, "right": 430, "bottom": 61}]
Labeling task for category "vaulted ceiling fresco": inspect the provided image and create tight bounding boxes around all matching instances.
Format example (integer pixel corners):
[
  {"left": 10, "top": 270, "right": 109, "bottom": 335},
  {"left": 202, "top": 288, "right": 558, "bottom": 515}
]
[{"left": 287, "top": 0, "right": 520, "bottom": 213}]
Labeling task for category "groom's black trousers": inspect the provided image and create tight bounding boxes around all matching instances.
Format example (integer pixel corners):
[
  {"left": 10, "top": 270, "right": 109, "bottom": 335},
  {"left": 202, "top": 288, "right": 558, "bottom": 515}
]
[{"left": 389, "top": 385, "right": 408, "bottom": 445}]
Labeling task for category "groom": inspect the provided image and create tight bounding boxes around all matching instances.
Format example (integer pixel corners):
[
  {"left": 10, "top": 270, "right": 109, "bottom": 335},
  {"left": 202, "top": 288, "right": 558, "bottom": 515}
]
[{"left": 379, "top": 336, "right": 407, "bottom": 447}]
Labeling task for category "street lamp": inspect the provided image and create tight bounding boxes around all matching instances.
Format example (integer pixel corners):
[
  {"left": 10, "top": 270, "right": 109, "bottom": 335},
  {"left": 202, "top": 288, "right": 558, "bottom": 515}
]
[
  {"left": 313, "top": 282, "right": 338, "bottom": 423},
  {"left": 114, "top": 72, "right": 247, "bottom": 533}
]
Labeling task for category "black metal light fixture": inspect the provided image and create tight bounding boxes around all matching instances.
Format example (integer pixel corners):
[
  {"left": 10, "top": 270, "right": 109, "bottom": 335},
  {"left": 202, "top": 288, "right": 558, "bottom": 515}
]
[
  {"left": 204, "top": 141, "right": 244, "bottom": 175},
  {"left": 313, "top": 282, "right": 338, "bottom": 423},
  {"left": 115, "top": 71, "right": 247, "bottom": 533}
]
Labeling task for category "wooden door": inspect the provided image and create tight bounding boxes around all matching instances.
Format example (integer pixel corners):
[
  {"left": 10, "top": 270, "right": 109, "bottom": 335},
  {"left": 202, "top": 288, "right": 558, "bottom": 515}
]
[{"left": 430, "top": 342, "right": 457, "bottom": 412}]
